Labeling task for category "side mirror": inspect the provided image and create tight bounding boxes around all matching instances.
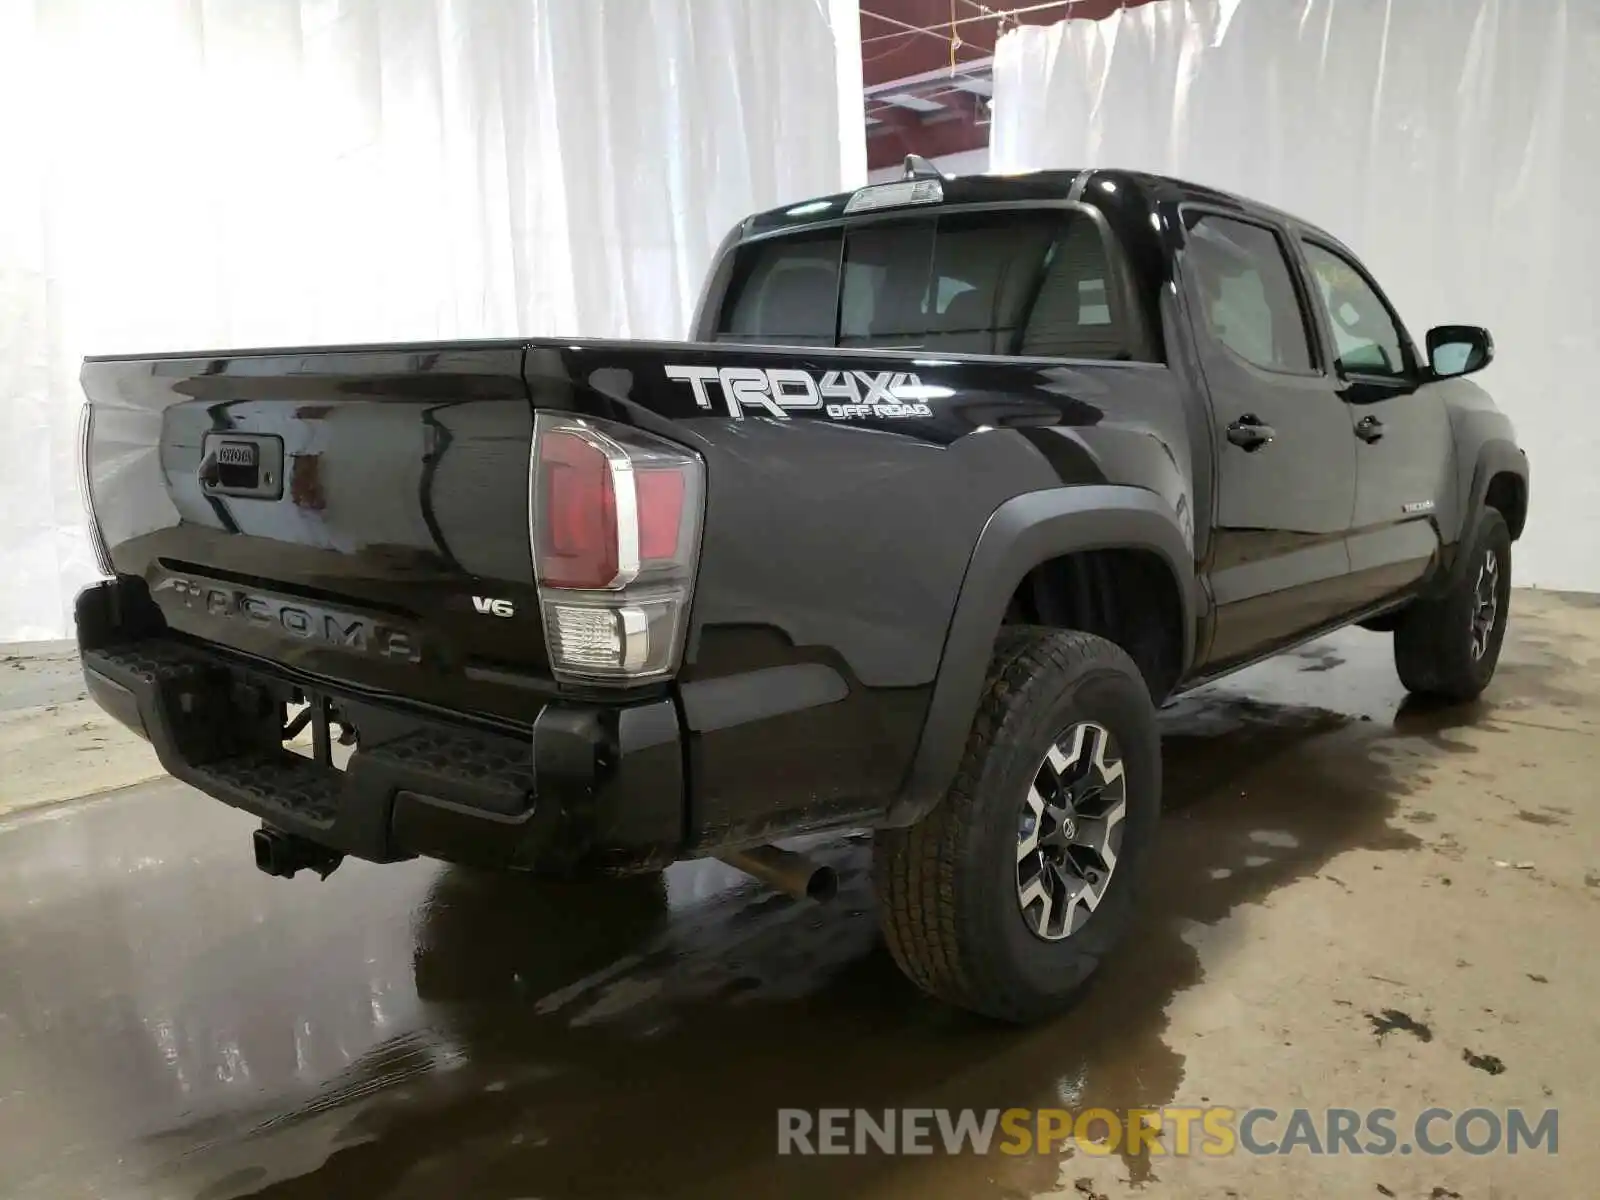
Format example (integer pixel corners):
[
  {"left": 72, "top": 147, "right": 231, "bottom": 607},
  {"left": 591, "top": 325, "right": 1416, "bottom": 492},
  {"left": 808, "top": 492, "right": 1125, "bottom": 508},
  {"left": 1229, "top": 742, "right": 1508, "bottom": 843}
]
[{"left": 1427, "top": 325, "right": 1494, "bottom": 378}]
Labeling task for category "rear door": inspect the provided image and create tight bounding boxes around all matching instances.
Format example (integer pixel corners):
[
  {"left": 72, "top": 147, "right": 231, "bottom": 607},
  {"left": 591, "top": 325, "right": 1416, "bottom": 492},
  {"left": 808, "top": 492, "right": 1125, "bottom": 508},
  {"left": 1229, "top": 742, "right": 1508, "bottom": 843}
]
[
  {"left": 1296, "top": 238, "right": 1454, "bottom": 609},
  {"left": 1179, "top": 209, "right": 1357, "bottom": 667}
]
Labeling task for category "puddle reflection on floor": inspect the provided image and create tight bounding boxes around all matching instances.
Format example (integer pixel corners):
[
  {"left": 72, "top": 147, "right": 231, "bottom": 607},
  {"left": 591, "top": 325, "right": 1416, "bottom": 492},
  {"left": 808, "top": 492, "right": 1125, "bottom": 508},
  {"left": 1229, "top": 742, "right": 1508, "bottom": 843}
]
[{"left": 0, "top": 613, "right": 1574, "bottom": 1200}]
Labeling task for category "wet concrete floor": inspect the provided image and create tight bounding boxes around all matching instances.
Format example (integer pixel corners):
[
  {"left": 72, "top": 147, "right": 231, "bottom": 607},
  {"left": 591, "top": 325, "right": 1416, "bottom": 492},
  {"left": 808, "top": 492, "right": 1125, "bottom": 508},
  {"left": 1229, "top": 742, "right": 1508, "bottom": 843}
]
[{"left": 2, "top": 592, "right": 1597, "bottom": 1199}]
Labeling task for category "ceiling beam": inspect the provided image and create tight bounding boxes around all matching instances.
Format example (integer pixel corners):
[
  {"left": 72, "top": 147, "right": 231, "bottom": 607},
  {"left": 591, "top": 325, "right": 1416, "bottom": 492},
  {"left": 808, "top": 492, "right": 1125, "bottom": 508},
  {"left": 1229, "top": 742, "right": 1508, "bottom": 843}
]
[
  {"left": 865, "top": 91, "right": 989, "bottom": 172},
  {"left": 860, "top": 0, "right": 1159, "bottom": 88}
]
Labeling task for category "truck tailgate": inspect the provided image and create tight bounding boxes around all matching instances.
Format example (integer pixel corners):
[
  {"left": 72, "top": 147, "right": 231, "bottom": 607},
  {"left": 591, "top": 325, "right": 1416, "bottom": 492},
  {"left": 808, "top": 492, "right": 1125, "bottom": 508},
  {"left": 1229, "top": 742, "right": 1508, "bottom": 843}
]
[{"left": 80, "top": 343, "right": 549, "bottom": 723}]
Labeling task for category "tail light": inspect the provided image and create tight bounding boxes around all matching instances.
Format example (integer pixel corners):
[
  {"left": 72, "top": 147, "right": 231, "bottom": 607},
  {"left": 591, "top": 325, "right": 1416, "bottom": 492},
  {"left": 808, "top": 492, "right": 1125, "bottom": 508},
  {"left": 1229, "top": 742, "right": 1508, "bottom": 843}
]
[
  {"left": 77, "top": 403, "right": 114, "bottom": 577},
  {"left": 530, "top": 413, "right": 704, "bottom": 684}
]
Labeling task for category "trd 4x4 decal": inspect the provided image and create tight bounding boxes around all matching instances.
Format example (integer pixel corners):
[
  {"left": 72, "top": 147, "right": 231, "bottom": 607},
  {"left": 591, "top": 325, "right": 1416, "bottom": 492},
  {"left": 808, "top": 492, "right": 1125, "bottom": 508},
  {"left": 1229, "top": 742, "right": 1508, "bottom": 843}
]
[{"left": 664, "top": 365, "right": 936, "bottom": 422}]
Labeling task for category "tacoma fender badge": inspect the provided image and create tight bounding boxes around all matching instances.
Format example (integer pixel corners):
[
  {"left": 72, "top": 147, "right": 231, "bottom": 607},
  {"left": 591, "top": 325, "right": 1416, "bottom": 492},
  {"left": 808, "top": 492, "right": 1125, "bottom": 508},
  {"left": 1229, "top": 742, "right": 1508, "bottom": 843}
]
[
  {"left": 472, "top": 596, "right": 516, "bottom": 617},
  {"left": 1401, "top": 500, "right": 1436, "bottom": 515}
]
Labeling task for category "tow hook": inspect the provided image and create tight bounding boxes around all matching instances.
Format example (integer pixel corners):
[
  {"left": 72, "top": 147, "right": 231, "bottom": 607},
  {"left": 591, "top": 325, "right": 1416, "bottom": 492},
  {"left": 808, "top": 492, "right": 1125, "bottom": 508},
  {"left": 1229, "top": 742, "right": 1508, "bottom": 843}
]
[
  {"left": 717, "top": 844, "right": 838, "bottom": 903},
  {"left": 252, "top": 826, "right": 344, "bottom": 881}
]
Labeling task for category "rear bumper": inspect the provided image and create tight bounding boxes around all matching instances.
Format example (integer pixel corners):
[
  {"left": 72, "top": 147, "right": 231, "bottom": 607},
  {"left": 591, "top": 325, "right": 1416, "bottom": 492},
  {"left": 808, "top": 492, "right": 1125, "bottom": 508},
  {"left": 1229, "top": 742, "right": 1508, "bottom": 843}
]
[{"left": 75, "top": 580, "right": 684, "bottom": 874}]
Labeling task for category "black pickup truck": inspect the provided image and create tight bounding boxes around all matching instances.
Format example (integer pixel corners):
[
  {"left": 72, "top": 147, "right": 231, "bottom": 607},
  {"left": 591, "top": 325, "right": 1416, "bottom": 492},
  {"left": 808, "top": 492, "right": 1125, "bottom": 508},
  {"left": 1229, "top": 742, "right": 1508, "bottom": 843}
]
[{"left": 77, "top": 167, "right": 1528, "bottom": 1022}]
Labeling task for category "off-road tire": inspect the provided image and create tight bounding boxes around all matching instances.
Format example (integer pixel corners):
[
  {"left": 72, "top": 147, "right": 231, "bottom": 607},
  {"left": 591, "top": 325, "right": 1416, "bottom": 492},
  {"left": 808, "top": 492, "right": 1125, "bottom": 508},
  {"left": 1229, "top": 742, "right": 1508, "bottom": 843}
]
[
  {"left": 873, "top": 627, "right": 1161, "bottom": 1023},
  {"left": 1394, "top": 508, "right": 1512, "bottom": 702}
]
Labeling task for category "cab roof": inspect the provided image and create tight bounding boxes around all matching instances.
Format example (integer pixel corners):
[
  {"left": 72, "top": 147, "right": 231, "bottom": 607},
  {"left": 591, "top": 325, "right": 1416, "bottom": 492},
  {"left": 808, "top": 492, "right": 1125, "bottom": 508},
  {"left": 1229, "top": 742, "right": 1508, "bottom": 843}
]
[{"left": 742, "top": 168, "right": 1339, "bottom": 247}]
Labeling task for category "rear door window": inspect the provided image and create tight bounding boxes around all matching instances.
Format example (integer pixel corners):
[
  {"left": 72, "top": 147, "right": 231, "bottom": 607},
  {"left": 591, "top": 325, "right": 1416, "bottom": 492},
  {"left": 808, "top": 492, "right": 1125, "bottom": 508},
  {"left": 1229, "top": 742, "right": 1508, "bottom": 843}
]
[
  {"left": 715, "top": 209, "right": 1149, "bottom": 361},
  {"left": 1183, "top": 212, "right": 1316, "bottom": 374}
]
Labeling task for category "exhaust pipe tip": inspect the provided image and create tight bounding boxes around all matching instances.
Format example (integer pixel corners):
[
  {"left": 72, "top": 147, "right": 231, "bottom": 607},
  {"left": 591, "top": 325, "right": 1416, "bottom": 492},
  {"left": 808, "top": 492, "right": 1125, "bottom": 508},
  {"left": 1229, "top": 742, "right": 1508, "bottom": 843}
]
[
  {"left": 718, "top": 844, "right": 838, "bottom": 904},
  {"left": 805, "top": 864, "right": 839, "bottom": 904}
]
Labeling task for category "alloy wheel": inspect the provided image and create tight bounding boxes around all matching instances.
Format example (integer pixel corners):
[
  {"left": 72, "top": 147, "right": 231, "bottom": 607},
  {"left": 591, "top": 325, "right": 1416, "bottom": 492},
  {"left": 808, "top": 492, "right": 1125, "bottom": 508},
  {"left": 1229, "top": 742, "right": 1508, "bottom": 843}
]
[
  {"left": 1016, "top": 721, "right": 1127, "bottom": 942},
  {"left": 1470, "top": 548, "right": 1500, "bottom": 661}
]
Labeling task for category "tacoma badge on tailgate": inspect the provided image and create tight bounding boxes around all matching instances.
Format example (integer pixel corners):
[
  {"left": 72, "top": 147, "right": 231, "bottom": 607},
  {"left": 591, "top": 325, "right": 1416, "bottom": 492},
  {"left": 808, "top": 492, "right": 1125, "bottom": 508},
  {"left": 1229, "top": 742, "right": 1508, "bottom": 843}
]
[{"left": 159, "top": 577, "right": 421, "bottom": 664}]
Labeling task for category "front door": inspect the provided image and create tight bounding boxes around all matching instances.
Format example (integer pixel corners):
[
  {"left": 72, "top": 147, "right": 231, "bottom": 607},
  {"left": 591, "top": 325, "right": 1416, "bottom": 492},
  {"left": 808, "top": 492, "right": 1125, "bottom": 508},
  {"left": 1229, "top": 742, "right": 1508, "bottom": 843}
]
[
  {"left": 1298, "top": 238, "right": 1453, "bottom": 610},
  {"left": 1180, "top": 210, "right": 1358, "bottom": 668}
]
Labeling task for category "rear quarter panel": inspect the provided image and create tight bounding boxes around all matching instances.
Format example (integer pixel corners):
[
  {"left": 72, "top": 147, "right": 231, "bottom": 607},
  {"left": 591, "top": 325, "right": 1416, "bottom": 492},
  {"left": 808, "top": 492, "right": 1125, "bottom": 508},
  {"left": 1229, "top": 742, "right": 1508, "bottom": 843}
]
[{"left": 527, "top": 344, "right": 1195, "bottom": 848}]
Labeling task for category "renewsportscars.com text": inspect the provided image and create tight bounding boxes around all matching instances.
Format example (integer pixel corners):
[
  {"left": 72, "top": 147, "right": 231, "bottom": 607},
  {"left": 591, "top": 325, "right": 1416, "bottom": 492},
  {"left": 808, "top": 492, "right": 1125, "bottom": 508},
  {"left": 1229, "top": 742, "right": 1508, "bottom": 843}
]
[{"left": 777, "top": 1107, "right": 1558, "bottom": 1158}]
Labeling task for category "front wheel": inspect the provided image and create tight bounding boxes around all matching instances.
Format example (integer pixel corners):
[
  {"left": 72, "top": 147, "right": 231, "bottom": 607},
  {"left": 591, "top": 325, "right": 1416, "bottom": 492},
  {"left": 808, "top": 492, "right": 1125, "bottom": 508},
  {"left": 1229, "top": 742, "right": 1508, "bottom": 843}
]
[
  {"left": 873, "top": 628, "right": 1161, "bottom": 1023},
  {"left": 1394, "top": 508, "right": 1512, "bottom": 702}
]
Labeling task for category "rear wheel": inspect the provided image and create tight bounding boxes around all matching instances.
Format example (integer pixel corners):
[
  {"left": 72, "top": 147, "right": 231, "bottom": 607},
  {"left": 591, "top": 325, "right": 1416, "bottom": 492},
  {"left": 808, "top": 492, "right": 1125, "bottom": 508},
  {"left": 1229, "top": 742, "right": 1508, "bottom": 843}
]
[
  {"left": 1394, "top": 508, "right": 1512, "bottom": 702},
  {"left": 873, "top": 628, "right": 1161, "bottom": 1023}
]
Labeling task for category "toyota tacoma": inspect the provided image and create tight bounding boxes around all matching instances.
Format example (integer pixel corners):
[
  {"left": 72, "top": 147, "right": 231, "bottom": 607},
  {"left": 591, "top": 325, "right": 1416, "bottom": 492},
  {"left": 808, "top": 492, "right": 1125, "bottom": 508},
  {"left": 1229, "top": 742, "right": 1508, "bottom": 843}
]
[{"left": 76, "top": 167, "right": 1529, "bottom": 1021}]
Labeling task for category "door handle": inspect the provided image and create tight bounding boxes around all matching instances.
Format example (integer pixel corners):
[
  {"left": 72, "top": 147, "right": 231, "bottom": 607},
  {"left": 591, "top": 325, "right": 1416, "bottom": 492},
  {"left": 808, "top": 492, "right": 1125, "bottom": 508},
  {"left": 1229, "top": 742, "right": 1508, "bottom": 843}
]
[
  {"left": 1355, "top": 415, "right": 1385, "bottom": 444},
  {"left": 1226, "top": 415, "right": 1276, "bottom": 451}
]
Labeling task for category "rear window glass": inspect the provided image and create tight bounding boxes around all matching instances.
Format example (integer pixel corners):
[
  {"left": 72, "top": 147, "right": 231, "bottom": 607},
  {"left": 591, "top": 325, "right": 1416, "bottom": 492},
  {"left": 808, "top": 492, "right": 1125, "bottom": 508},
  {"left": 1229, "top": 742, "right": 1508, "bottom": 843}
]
[
  {"left": 718, "top": 230, "right": 839, "bottom": 346},
  {"left": 715, "top": 210, "right": 1148, "bottom": 361}
]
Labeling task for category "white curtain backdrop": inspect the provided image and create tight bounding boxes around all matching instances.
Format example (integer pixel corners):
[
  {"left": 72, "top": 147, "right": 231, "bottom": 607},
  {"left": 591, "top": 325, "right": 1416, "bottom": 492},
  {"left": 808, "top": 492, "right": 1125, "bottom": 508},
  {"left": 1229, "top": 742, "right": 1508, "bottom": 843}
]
[
  {"left": 0, "top": 0, "right": 863, "bottom": 643},
  {"left": 991, "top": 0, "right": 1599, "bottom": 594}
]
